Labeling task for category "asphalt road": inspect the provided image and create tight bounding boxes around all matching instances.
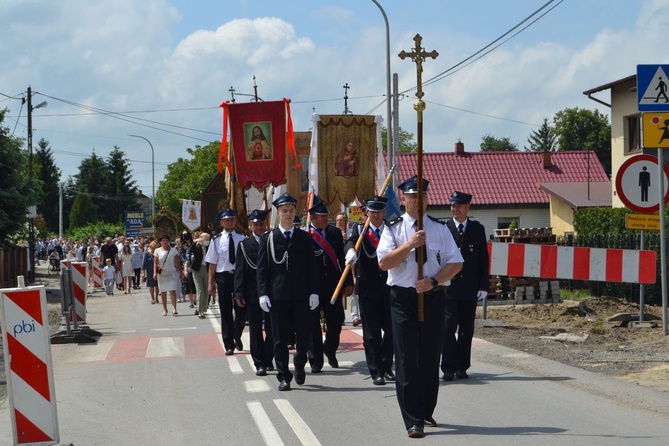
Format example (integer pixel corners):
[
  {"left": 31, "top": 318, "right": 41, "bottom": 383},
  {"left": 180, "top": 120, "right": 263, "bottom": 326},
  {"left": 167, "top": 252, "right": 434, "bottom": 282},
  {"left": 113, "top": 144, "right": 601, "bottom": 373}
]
[{"left": 2, "top": 283, "right": 669, "bottom": 445}]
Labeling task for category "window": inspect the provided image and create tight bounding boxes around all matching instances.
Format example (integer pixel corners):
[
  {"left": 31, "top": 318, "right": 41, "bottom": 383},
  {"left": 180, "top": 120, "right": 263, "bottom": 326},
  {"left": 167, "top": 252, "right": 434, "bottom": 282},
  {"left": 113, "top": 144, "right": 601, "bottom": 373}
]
[
  {"left": 497, "top": 217, "right": 519, "bottom": 230},
  {"left": 625, "top": 114, "right": 641, "bottom": 154}
]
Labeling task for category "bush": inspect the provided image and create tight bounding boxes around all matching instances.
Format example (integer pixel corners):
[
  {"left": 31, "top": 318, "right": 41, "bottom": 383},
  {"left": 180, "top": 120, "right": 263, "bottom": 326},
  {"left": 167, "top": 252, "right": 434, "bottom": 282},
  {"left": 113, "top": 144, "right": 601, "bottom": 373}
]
[{"left": 67, "top": 222, "right": 125, "bottom": 242}]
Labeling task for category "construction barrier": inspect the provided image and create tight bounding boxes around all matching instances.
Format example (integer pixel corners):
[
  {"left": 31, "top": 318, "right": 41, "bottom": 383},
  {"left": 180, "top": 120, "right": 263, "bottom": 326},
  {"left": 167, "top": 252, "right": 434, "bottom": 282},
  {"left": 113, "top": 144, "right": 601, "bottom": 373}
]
[
  {"left": 61, "top": 260, "right": 87, "bottom": 323},
  {"left": 91, "top": 255, "right": 103, "bottom": 288},
  {"left": 488, "top": 242, "right": 657, "bottom": 284},
  {"left": 0, "top": 283, "right": 60, "bottom": 445}
]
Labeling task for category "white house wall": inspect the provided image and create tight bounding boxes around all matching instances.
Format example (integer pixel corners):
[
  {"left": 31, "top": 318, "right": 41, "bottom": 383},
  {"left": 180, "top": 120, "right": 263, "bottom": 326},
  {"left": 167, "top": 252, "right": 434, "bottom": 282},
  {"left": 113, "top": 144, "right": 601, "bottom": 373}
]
[{"left": 428, "top": 207, "right": 550, "bottom": 240}]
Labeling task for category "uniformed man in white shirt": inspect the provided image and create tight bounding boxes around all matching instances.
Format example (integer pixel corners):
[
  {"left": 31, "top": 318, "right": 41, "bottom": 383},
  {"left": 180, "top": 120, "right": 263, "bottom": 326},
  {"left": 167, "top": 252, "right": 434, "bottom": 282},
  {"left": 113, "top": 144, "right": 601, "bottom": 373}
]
[
  {"left": 206, "top": 208, "right": 247, "bottom": 355},
  {"left": 377, "top": 175, "right": 463, "bottom": 439}
]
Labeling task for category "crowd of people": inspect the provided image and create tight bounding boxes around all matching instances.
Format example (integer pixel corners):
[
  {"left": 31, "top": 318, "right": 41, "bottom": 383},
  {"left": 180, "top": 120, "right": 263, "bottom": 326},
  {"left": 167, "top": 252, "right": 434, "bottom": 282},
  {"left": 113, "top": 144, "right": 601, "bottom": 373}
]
[{"left": 36, "top": 174, "right": 490, "bottom": 439}]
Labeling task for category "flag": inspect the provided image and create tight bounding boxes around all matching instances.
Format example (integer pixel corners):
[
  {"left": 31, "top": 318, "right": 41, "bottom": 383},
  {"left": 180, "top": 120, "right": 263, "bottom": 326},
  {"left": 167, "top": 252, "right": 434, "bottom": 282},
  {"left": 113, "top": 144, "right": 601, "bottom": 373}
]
[
  {"left": 375, "top": 115, "right": 386, "bottom": 193},
  {"left": 181, "top": 200, "right": 201, "bottom": 231},
  {"left": 384, "top": 187, "right": 402, "bottom": 221}
]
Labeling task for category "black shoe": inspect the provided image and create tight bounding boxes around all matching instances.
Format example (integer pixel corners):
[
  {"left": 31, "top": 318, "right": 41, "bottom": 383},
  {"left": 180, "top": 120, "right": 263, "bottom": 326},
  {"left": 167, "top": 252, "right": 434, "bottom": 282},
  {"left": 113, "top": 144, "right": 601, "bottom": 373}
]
[
  {"left": 194, "top": 309, "right": 199, "bottom": 315},
  {"left": 278, "top": 380, "right": 291, "bottom": 391},
  {"left": 266, "top": 364, "right": 275, "bottom": 372},
  {"left": 384, "top": 371, "right": 396, "bottom": 382},
  {"left": 326, "top": 354, "right": 339, "bottom": 368},
  {"left": 443, "top": 371, "right": 454, "bottom": 381},
  {"left": 295, "top": 366, "right": 306, "bottom": 385},
  {"left": 456, "top": 370, "right": 469, "bottom": 379},
  {"left": 424, "top": 416, "right": 438, "bottom": 428},
  {"left": 407, "top": 425, "right": 425, "bottom": 438},
  {"left": 234, "top": 339, "right": 244, "bottom": 351},
  {"left": 373, "top": 376, "right": 386, "bottom": 386},
  {"left": 311, "top": 365, "right": 322, "bottom": 374},
  {"left": 225, "top": 349, "right": 234, "bottom": 356},
  {"left": 256, "top": 367, "right": 267, "bottom": 376}
]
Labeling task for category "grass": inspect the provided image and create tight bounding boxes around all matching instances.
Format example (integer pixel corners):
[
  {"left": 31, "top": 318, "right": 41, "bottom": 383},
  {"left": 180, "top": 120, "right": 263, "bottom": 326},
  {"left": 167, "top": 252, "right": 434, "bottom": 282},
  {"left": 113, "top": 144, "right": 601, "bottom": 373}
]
[{"left": 560, "top": 288, "right": 592, "bottom": 302}]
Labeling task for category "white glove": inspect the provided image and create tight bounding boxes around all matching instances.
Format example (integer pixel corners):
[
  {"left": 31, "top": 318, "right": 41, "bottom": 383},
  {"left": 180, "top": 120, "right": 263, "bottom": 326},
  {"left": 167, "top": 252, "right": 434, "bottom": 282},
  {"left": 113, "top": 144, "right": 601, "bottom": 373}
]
[
  {"left": 477, "top": 290, "right": 488, "bottom": 301},
  {"left": 309, "top": 294, "right": 319, "bottom": 310},
  {"left": 345, "top": 249, "right": 357, "bottom": 265},
  {"left": 259, "top": 295, "right": 272, "bottom": 312}
]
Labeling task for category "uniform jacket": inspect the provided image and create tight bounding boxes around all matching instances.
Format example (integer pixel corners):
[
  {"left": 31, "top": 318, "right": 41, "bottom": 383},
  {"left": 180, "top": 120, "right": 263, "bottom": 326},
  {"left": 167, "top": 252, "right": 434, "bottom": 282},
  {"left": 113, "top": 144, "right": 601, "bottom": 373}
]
[
  {"left": 257, "top": 227, "right": 318, "bottom": 302},
  {"left": 309, "top": 224, "right": 352, "bottom": 297},
  {"left": 446, "top": 218, "right": 489, "bottom": 300},
  {"left": 344, "top": 223, "right": 389, "bottom": 300},
  {"left": 234, "top": 236, "right": 260, "bottom": 305}
]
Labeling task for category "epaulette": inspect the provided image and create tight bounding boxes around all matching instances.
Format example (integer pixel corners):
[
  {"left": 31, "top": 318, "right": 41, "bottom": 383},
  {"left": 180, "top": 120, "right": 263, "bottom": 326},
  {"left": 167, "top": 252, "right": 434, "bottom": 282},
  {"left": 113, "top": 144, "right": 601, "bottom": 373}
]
[
  {"left": 386, "top": 216, "right": 403, "bottom": 226},
  {"left": 428, "top": 215, "right": 446, "bottom": 225},
  {"left": 212, "top": 232, "right": 223, "bottom": 240}
]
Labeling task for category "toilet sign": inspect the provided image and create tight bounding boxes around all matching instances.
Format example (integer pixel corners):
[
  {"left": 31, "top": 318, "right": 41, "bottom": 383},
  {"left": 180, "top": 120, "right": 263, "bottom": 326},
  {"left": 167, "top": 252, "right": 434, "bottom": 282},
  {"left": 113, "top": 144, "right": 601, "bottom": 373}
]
[{"left": 615, "top": 154, "right": 669, "bottom": 213}]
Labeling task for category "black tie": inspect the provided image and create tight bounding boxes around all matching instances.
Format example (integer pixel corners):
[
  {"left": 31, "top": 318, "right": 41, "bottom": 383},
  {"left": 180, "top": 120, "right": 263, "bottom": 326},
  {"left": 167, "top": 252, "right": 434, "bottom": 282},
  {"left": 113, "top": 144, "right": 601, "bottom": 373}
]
[
  {"left": 228, "top": 233, "right": 235, "bottom": 264},
  {"left": 413, "top": 221, "right": 427, "bottom": 264},
  {"left": 284, "top": 231, "right": 291, "bottom": 241},
  {"left": 458, "top": 223, "right": 464, "bottom": 238},
  {"left": 375, "top": 228, "right": 380, "bottom": 238}
]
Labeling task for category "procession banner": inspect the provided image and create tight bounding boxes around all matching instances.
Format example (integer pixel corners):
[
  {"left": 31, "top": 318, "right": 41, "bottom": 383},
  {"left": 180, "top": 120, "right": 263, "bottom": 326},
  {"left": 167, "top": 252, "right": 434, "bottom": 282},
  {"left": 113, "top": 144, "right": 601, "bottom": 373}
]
[
  {"left": 316, "top": 114, "right": 377, "bottom": 214},
  {"left": 181, "top": 199, "right": 201, "bottom": 231}
]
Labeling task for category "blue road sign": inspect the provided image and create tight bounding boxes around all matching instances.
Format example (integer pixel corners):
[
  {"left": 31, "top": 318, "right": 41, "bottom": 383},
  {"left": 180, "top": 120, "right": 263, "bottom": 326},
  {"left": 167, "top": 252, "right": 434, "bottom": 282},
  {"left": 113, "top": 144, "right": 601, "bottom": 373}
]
[{"left": 638, "top": 64, "right": 669, "bottom": 111}]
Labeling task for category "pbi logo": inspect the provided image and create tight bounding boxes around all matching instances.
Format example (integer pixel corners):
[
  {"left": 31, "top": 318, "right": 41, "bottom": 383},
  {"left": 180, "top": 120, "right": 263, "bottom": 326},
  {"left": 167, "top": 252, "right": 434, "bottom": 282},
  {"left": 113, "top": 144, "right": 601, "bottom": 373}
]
[{"left": 13, "top": 320, "right": 36, "bottom": 337}]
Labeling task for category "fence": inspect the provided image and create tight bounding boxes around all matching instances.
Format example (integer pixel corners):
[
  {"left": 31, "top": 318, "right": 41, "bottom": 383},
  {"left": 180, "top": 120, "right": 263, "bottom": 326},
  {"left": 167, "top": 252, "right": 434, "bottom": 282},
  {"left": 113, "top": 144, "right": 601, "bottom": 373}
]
[{"left": 0, "top": 246, "right": 29, "bottom": 288}]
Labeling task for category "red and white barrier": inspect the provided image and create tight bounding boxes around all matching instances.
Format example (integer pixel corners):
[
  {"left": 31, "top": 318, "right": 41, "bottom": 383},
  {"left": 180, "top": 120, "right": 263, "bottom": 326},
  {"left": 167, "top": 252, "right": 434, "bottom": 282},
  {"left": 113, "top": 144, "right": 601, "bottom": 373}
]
[
  {"left": 488, "top": 242, "right": 657, "bottom": 284},
  {"left": 91, "top": 255, "right": 103, "bottom": 288},
  {"left": 0, "top": 286, "right": 60, "bottom": 445},
  {"left": 61, "top": 260, "right": 87, "bottom": 323}
]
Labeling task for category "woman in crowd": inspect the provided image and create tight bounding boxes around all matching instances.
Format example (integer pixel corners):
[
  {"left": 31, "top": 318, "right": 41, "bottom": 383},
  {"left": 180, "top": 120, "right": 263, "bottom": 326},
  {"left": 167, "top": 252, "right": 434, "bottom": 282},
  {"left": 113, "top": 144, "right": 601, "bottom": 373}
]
[
  {"left": 179, "top": 231, "right": 197, "bottom": 309},
  {"left": 154, "top": 234, "right": 182, "bottom": 316},
  {"left": 188, "top": 232, "right": 210, "bottom": 318},
  {"left": 142, "top": 241, "right": 159, "bottom": 304},
  {"left": 120, "top": 242, "right": 134, "bottom": 295}
]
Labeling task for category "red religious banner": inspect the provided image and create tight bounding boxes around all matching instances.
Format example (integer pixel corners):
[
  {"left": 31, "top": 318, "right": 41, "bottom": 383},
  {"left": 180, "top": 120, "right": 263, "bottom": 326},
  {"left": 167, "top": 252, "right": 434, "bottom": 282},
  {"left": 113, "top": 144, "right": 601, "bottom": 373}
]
[{"left": 220, "top": 99, "right": 299, "bottom": 190}]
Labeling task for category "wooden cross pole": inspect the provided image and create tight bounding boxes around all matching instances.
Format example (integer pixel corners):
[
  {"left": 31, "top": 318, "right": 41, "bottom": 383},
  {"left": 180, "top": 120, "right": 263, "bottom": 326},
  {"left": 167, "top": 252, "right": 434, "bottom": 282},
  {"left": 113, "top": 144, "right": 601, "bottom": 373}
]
[{"left": 399, "top": 34, "right": 438, "bottom": 322}]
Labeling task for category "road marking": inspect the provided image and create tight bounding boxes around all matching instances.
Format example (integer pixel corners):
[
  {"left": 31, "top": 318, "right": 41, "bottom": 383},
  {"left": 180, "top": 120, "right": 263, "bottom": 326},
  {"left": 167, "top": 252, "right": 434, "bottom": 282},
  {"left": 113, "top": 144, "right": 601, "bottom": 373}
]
[
  {"left": 228, "top": 356, "right": 244, "bottom": 374},
  {"left": 247, "top": 401, "right": 284, "bottom": 446},
  {"left": 146, "top": 337, "right": 185, "bottom": 358},
  {"left": 246, "top": 354, "right": 256, "bottom": 369},
  {"left": 62, "top": 341, "right": 114, "bottom": 362},
  {"left": 245, "top": 380, "right": 271, "bottom": 393},
  {"left": 274, "top": 399, "right": 321, "bottom": 446},
  {"left": 151, "top": 327, "right": 197, "bottom": 332},
  {"left": 503, "top": 353, "right": 532, "bottom": 359}
]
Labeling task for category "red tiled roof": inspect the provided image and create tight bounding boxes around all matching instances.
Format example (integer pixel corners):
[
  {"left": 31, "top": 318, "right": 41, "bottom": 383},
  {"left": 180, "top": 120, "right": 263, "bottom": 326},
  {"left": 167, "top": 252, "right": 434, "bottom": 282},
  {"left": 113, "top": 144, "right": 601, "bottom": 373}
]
[{"left": 392, "top": 151, "right": 609, "bottom": 206}]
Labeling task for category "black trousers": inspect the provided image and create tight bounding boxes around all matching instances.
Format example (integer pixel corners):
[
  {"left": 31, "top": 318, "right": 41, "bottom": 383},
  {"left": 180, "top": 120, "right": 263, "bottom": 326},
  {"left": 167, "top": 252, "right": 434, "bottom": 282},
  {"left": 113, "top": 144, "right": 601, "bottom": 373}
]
[
  {"left": 390, "top": 285, "right": 447, "bottom": 430},
  {"left": 308, "top": 296, "right": 344, "bottom": 368},
  {"left": 270, "top": 301, "right": 311, "bottom": 383},
  {"left": 133, "top": 268, "right": 141, "bottom": 288},
  {"left": 215, "top": 272, "right": 247, "bottom": 350},
  {"left": 441, "top": 298, "right": 478, "bottom": 374},
  {"left": 247, "top": 302, "right": 273, "bottom": 369},
  {"left": 359, "top": 294, "right": 393, "bottom": 378}
]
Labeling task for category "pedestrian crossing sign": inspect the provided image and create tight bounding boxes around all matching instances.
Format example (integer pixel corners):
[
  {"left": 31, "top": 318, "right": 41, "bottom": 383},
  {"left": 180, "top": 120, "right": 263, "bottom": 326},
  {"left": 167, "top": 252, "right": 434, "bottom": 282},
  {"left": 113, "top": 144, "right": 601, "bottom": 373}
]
[
  {"left": 637, "top": 64, "right": 669, "bottom": 111},
  {"left": 642, "top": 112, "right": 669, "bottom": 148}
]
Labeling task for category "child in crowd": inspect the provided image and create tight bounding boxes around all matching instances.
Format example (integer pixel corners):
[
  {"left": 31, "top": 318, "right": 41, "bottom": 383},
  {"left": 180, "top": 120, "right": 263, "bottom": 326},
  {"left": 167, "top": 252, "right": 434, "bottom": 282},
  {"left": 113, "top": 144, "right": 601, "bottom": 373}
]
[{"left": 103, "top": 258, "right": 116, "bottom": 295}]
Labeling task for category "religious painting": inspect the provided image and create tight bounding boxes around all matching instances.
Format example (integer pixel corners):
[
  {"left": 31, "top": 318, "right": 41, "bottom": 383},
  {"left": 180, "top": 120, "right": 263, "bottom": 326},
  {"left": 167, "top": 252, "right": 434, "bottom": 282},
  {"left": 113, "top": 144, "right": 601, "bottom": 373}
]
[{"left": 244, "top": 122, "right": 273, "bottom": 161}]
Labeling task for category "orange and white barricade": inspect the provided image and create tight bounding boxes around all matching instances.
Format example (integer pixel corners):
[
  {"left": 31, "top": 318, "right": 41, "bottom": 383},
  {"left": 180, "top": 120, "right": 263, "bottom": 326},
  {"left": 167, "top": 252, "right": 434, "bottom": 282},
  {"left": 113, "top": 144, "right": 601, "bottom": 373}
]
[
  {"left": 60, "top": 260, "right": 88, "bottom": 323},
  {"left": 0, "top": 284, "right": 60, "bottom": 445},
  {"left": 91, "top": 255, "right": 103, "bottom": 288}
]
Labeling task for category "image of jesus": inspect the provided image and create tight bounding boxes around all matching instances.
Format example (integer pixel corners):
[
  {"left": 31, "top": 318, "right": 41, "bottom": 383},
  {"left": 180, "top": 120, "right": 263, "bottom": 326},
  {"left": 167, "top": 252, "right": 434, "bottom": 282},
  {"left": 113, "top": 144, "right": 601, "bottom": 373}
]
[{"left": 246, "top": 125, "right": 273, "bottom": 161}]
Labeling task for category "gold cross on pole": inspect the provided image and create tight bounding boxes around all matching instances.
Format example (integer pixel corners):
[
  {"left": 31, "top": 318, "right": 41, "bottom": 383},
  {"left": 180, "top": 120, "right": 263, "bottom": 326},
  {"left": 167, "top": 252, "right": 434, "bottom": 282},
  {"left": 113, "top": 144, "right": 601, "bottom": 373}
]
[{"left": 399, "top": 34, "right": 438, "bottom": 322}]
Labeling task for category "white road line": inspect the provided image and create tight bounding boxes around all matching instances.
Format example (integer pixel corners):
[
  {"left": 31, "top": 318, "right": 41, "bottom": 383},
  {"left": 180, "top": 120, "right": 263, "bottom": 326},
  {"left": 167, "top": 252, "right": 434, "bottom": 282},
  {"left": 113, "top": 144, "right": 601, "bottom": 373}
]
[
  {"left": 244, "top": 380, "right": 271, "bottom": 393},
  {"left": 68, "top": 340, "right": 114, "bottom": 362},
  {"left": 228, "top": 356, "right": 244, "bottom": 374},
  {"left": 150, "top": 327, "right": 197, "bottom": 332},
  {"left": 146, "top": 337, "right": 185, "bottom": 358},
  {"left": 274, "top": 399, "right": 321, "bottom": 446},
  {"left": 246, "top": 354, "right": 256, "bottom": 369},
  {"left": 247, "top": 401, "right": 284, "bottom": 446},
  {"left": 335, "top": 361, "right": 354, "bottom": 367}
]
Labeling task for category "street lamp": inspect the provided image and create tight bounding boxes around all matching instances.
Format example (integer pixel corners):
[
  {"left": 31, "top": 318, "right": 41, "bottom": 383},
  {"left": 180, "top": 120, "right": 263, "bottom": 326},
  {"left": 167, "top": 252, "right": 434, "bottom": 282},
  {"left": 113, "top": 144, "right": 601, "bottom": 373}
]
[
  {"left": 128, "top": 134, "right": 155, "bottom": 220},
  {"left": 371, "top": 0, "right": 393, "bottom": 179},
  {"left": 27, "top": 85, "right": 47, "bottom": 282}
]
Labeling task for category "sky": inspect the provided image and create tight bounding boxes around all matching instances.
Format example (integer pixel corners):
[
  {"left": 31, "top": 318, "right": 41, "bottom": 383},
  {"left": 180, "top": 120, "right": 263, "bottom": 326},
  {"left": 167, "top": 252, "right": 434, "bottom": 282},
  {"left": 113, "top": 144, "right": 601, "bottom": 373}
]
[{"left": 2, "top": 0, "right": 668, "bottom": 198}]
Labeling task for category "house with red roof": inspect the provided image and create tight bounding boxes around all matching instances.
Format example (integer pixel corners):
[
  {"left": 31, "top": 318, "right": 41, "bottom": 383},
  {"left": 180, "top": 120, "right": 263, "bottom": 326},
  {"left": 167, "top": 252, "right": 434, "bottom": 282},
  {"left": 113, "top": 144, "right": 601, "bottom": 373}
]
[{"left": 394, "top": 143, "right": 610, "bottom": 239}]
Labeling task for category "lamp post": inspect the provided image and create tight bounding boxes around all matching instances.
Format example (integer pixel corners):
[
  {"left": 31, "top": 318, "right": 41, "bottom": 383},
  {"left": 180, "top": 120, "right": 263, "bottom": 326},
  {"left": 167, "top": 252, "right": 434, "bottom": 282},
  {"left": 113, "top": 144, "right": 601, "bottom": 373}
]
[
  {"left": 27, "top": 86, "right": 47, "bottom": 282},
  {"left": 371, "top": 0, "right": 393, "bottom": 181},
  {"left": 128, "top": 134, "right": 155, "bottom": 220}
]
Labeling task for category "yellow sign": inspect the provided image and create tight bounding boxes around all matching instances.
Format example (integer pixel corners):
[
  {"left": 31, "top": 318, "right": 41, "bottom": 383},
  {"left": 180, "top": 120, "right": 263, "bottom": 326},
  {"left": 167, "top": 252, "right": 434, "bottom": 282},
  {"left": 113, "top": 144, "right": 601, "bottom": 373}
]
[
  {"left": 626, "top": 213, "right": 661, "bottom": 230},
  {"left": 642, "top": 112, "right": 669, "bottom": 148},
  {"left": 348, "top": 205, "right": 363, "bottom": 224}
]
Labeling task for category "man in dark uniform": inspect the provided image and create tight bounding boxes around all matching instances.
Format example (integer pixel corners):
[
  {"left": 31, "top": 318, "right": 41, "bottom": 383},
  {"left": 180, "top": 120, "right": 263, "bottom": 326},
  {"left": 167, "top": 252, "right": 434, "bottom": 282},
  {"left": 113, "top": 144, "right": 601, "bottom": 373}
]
[
  {"left": 307, "top": 200, "right": 354, "bottom": 372},
  {"left": 234, "top": 209, "right": 274, "bottom": 376},
  {"left": 257, "top": 193, "right": 320, "bottom": 391},
  {"left": 206, "top": 208, "right": 247, "bottom": 356},
  {"left": 344, "top": 196, "right": 394, "bottom": 386},
  {"left": 377, "top": 176, "right": 463, "bottom": 439},
  {"left": 441, "top": 191, "right": 490, "bottom": 381}
]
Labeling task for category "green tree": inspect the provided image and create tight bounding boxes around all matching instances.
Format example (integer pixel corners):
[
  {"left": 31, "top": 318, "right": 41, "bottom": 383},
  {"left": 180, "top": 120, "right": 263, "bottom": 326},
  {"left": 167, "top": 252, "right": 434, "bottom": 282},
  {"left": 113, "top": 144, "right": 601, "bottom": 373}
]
[
  {"left": 552, "top": 107, "right": 611, "bottom": 175},
  {"left": 75, "top": 150, "right": 108, "bottom": 222},
  {"left": 381, "top": 126, "right": 418, "bottom": 153},
  {"left": 69, "top": 188, "right": 98, "bottom": 229},
  {"left": 480, "top": 134, "right": 518, "bottom": 152},
  {"left": 157, "top": 142, "right": 219, "bottom": 216},
  {"left": 105, "top": 146, "right": 138, "bottom": 223},
  {"left": 0, "top": 108, "right": 36, "bottom": 246},
  {"left": 34, "top": 138, "right": 61, "bottom": 232},
  {"left": 525, "top": 118, "right": 556, "bottom": 152}
]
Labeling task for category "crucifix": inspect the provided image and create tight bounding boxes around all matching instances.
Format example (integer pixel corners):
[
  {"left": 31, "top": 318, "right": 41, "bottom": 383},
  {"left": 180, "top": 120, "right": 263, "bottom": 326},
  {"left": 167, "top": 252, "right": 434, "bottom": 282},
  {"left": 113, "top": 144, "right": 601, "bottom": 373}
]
[
  {"left": 342, "top": 83, "right": 352, "bottom": 115},
  {"left": 228, "top": 86, "right": 236, "bottom": 103},
  {"left": 399, "top": 34, "right": 438, "bottom": 322}
]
